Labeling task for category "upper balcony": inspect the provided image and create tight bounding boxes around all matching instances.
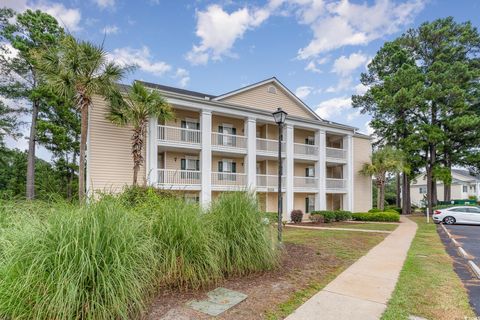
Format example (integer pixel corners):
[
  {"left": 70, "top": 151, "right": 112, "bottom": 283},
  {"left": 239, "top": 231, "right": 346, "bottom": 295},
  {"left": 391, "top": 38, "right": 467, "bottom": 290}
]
[
  {"left": 256, "top": 174, "right": 285, "bottom": 192},
  {"left": 325, "top": 163, "right": 347, "bottom": 193},
  {"left": 157, "top": 169, "right": 201, "bottom": 190},
  {"left": 157, "top": 125, "right": 201, "bottom": 148},
  {"left": 211, "top": 132, "right": 247, "bottom": 153},
  {"left": 294, "top": 128, "right": 318, "bottom": 160},
  {"left": 256, "top": 137, "right": 286, "bottom": 156},
  {"left": 294, "top": 176, "right": 319, "bottom": 192},
  {"left": 326, "top": 134, "right": 347, "bottom": 163}
]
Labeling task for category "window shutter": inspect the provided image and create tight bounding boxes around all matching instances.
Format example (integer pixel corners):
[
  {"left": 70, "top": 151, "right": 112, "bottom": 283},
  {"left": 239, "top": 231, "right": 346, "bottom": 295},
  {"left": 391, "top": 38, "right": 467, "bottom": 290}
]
[
  {"left": 218, "top": 161, "right": 223, "bottom": 172},
  {"left": 196, "top": 160, "right": 200, "bottom": 171},
  {"left": 181, "top": 159, "right": 186, "bottom": 170},
  {"left": 181, "top": 121, "right": 186, "bottom": 128},
  {"left": 232, "top": 162, "right": 237, "bottom": 173},
  {"left": 196, "top": 122, "right": 200, "bottom": 130},
  {"left": 305, "top": 138, "right": 309, "bottom": 145},
  {"left": 305, "top": 197, "right": 309, "bottom": 213},
  {"left": 218, "top": 126, "right": 223, "bottom": 133},
  {"left": 305, "top": 168, "right": 309, "bottom": 177},
  {"left": 232, "top": 127, "right": 237, "bottom": 135}
]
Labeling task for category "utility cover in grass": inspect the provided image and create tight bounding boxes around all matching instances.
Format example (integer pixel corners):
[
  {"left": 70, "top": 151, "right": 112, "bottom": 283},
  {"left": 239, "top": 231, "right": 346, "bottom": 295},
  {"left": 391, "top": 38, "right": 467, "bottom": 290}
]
[{"left": 187, "top": 287, "right": 247, "bottom": 316}]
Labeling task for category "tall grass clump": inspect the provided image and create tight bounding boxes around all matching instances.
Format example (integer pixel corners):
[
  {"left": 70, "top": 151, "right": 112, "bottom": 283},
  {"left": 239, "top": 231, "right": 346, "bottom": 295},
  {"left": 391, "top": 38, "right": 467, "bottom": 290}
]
[
  {"left": 134, "top": 193, "right": 221, "bottom": 289},
  {"left": 208, "top": 192, "right": 279, "bottom": 275},
  {"left": 0, "top": 198, "right": 157, "bottom": 320}
]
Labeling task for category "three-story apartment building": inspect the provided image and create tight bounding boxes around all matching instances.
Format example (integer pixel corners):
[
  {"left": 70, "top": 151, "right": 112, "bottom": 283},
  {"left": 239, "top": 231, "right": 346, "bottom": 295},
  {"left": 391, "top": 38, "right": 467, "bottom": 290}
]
[{"left": 87, "top": 77, "right": 372, "bottom": 219}]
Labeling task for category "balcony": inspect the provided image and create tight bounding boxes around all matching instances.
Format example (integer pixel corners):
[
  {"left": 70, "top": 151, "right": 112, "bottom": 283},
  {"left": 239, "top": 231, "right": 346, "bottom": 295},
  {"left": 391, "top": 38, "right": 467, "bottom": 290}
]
[
  {"left": 211, "top": 172, "right": 247, "bottom": 190},
  {"left": 294, "top": 143, "right": 319, "bottom": 159},
  {"left": 256, "top": 138, "right": 286, "bottom": 156},
  {"left": 157, "top": 169, "right": 201, "bottom": 189},
  {"left": 157, "top": 125, "right": 201, "bottom": 147},
  {"left": 294, "top": 176, "right": 319, "bottom": 190},
  {"left": 326, "top": 178, "right": 347, "bottom": 191},
  {"left": 326, "top": 147, "right": 347, "bottom": 161},
  {"left": 256, "top": 174, "right": 285, "bottom": 191},
  {"left": 211, "top": 132, "right": 247, "bottom": 152}
]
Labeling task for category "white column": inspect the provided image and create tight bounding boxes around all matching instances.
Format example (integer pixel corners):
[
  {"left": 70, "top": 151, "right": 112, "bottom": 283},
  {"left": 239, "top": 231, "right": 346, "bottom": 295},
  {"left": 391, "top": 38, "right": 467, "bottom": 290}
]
[
  {"left": 316, "top": 130, "right": 326, "bottom": 210},
  {"left": 200, "top": 110, "right": 212, "bottom": 207},
  {"left": 344, "top": 134, "right": 354, "bottom": 211},
  {"left": 285, "top": 123, "right": 294, "bottom": 220},
  {"left": 246, "top": 117, "right": 257, "bottom": 191},
  {"left": 147, "top": 117, "right": 158, "bottom": 186}
]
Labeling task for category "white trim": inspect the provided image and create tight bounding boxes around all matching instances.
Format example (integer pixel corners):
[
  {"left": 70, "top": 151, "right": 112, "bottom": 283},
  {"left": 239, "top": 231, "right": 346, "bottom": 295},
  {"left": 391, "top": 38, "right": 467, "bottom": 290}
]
[{"left": 212, "top": 78, "right": 323, "bottom": 122}]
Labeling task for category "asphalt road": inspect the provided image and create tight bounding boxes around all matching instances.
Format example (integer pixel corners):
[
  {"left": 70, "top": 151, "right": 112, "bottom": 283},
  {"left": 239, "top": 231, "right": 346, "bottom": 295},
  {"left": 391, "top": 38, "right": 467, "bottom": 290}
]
[{"left": 439, "top": 224, "right": 480, "bottom": 316}]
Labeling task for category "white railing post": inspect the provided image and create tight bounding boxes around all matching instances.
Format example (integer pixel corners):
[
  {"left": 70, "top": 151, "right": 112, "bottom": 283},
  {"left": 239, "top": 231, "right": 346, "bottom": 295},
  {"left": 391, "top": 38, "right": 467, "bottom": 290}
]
[
  {"left": 345, "top": 135, "right": 354, "bottom": 211},
  {"left": 318, "top": 130, "right": 326, "bottom": 210},
  {"left": 201, "top": 111, "right": 212, "bottom": 207},
  {"left": 246, "top": 118, "right": 256, "bottom": 191},
  {"left": 285, "top": 124, "right": 294, "bottom": 220},
  {"left": 147, "top": 117, "right": 158, "bottom": 186}
]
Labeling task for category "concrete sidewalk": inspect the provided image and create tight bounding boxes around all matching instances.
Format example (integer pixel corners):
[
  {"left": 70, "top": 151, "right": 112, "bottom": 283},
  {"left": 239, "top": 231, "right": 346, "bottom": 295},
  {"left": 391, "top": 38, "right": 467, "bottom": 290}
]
[{"left": 286, "top": 216, "right": 417, "bottom": 320}]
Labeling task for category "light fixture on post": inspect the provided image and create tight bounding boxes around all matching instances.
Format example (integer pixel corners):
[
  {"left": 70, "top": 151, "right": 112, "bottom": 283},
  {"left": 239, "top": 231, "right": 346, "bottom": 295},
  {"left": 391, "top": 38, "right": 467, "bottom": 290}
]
[{"left": 272, "top": 107, "right": 287, "bottom": 243}]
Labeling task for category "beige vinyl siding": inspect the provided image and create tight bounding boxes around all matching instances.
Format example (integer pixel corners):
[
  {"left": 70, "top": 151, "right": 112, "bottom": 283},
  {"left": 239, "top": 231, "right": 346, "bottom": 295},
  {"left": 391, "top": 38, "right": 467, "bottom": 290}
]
[
  {"left": 164, "top": 108, "right": 200, "bottom": 127},
  {"left": 294, "top": 162, "right": 314, "bottom": 176},
  {"left": 219, "top": 83, "right": 316, "bottom": 120},
  {"left": 88, "top": 95, "right": 145, "bottom": 193},
  {"left": 352, "top": 137, "right": 372, "bottom": 212},
  {"left": 266, "top": 160, "right": 278, "bottom": 175},
  {"left": 326, "top": 165, "right": 343, "bottom": 178},
  {"left": 294, "top": 129, "right": 315, "bottom": 144},
  {"left": 162, "top": 151, "right": 199, "bottom": 170},
  {"left": 256, "top": 160, "right": 266, "bottom": 174},
  {"left": 212, "top": 115, "right": 245, "bottom": 134}
]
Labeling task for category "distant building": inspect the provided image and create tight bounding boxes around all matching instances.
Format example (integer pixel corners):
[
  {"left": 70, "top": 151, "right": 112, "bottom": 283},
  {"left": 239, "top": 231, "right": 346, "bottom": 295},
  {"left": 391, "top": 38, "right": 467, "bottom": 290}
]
[{"left": 410, "top": 169, "right": 480, "bottom": 206}]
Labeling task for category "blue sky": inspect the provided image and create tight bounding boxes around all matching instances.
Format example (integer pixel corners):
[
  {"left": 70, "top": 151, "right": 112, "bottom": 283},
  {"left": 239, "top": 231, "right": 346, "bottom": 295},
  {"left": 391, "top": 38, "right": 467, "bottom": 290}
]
[{"left": 4, "top": 0, "right": 480, "bottom": 158}]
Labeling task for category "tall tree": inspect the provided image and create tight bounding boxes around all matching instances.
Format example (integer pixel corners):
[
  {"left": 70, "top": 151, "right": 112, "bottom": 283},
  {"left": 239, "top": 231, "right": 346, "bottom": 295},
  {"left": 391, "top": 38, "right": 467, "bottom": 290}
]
[
  {"left": 108, "top": 82, "right": 173, "bottom": 185},
  {"left": 39, "top": 35, "right": 130, "bottom": 201},
  {"left": 0, "top": 8, "right": 64, "bottom": 199},
  {"left": 360, "top": 147, "right": 406, "bottom": 211}
]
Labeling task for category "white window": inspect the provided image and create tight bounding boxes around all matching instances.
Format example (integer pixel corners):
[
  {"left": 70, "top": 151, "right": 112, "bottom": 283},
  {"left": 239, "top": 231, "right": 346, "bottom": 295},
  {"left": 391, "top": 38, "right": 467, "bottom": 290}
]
[
  {"left": 267, "top": 85, "right": 277, "bottom": 94},
  {"left": 463, "top": 185, "right": 468, "bottom": 193},
  {"left": 306, "top": 166, "right": 315, "bottom": 177},
  {"left": 305, "top": 136, "right": 315, "bottom": 145},
  {"left": 181, "top": 156, "right": 200, "bottom": 179},
  {"left": 305, "top": 195, "right": 315, "bottom": 213},
  {"left": 419, "top": 187, "right": 427, "bottom": 194}
]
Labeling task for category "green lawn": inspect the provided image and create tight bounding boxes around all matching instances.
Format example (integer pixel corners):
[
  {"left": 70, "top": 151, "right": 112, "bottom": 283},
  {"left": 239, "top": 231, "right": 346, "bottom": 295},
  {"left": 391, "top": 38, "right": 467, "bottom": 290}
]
[
  {"left": 382, "top": 216, "right": 475, "bottom": 320},
  {"left": 320, "top": 222, "right": 399, "bottom": 231},
  {"left": 265, "top": 228, "right": 387, "bottom": 319}
]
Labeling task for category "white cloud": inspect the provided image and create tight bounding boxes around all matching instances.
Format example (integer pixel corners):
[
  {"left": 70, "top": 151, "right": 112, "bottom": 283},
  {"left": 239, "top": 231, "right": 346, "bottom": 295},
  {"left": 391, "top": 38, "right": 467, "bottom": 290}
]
[
  {"left": 3, "top": 0, "right": 82, "bottom": 32},
  {"left": 174, "top": 68, "right": 190, "bottom": 88},
  {"left": 186, "top": 2, "right": 281, "bottom": 65},
  {"left": 101, "top": 25, "right": 119, "bottom": 35},
  {"left": 296, "top": 0, "right": 426, "bottom": 59},
  {"left": 354, "top": 83, "right": 368, "bottom": 95},
  {"left": 304, "top": 56, "right": 328, "bottom": 73},
  {"left": 331, "top": 51, "right": 367, "bottom": 76},
  {"left": 295, "top": 86, "right": 313, "bottom": 99},
  {"left": 362, "top": 121, "right": 374, "bottom": 135},
  {"left": 94, "top": 0, "right": 115, "bottom": 9},
  {"left": 325, "top": 77, "right": 352, "bottom": 93},
  {"left": 108, "top": 46, "right": 171, "bottom": 76},
  {"left": 315, "top": 96, "right": 352, "bottom": 119}
]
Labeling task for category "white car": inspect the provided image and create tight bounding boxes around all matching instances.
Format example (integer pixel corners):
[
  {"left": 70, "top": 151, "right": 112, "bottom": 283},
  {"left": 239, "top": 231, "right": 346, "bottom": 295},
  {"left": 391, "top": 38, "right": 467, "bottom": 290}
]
[{"left": 433, "top": 206, "right": 480, "bottom": 225}]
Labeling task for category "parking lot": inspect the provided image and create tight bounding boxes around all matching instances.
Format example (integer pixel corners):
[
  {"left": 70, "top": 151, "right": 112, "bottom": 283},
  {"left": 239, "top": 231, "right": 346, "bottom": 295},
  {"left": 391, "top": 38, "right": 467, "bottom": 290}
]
[{"left": 440, "top": 224, "right": 480, "bottom": 316}]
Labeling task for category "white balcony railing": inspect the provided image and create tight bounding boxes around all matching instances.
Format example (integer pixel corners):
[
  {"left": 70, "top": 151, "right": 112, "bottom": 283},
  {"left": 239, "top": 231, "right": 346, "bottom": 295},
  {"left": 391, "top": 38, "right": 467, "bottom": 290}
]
[
  {"left": 157, "top": 125, "right": 201, "bottom": 145},
  {"left": 326, "top": 147, "right": 347, "bottom": 160},
  {"left": 256, "top": 174, "right": 285, "bottom": 188},
  {"left": 211, "top": 172, "right": 246, "bottom": 187},
  {"left": 157, "top": 169, "right": 201, "bottom": 186},
  {"left": 211, "top": 132, "right": 247, "bottom": 149},
  {"left": 294, "top": 143, "right": 319, "bottom": 156},
  {"left": 256, "top": 138, "right": 286, "bottom": 153},
  {"left": 294, "top": 176, "right": 319, "bottom": 188},
  {"left": 326, "top": 178, "right": 346, "bottom": 189}
]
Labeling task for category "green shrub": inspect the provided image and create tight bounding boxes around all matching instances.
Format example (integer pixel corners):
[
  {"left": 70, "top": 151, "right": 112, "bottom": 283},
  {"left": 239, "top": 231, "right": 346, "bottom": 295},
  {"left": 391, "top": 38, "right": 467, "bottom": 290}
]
[
  {"left": 262, "top": 211, "right": 279, "bottom": 224},
  {"left": 207, "top": 192, "right": 278, "bottom": 276},
  {"left": 352, "top": 212, "right": 400, "bottom": 222},
  {"left": 335, "top": 210, "right": 352, "bottom": 221},
  {"left": 368, "top": 208, "right": 382, "bottom": 213},
  {"left": 309, "top": 213, "right": 323, "bottom": 223},
  {"left": 0, "top": 198, "right": 157, "bottom": 320},
  {"left": 136, "top": 195, "right": 221, "bottom": 289},
  {"left": 290, "top": 209, "right": 303, "bottom": 223},
  {"left": 385, "top": 206, "right": 402, "bottom": 213},
  {"left": 312, "top": 210, "right": 336, "bottom": 223}
]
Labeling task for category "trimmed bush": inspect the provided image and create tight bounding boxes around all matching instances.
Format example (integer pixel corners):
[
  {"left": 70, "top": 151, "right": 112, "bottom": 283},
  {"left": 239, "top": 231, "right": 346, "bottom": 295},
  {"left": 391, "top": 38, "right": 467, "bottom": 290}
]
[
  {"left": 0, "top": 198, "right": 157, "bottom": 320},
  {"left": 309, "top": 213, "right": 323, "bottom": 223},
  {"left": 385, "top": 206, "right": 402, "bottom": 213},
  {"left": 335, "top": 210, "right": 352, "bottom": 221},
  {"left": 312, "top": 210, "right": 336, "bottom": 223},
  {"left": 352, "top": 211, "right": 400, "bottom": 222},
  {"left": 368, "top": 208, "right": 382, "bottom": 213},
  {"left": 290, "top": 209, "right": 303, "bottom": 224},
  {"left": 207, "top": 192, "right": 278, "bottom": 276}
]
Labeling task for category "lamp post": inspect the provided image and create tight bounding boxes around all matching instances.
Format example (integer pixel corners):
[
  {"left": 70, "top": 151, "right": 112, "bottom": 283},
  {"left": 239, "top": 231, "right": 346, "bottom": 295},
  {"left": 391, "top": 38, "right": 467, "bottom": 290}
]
[{"left": 272, "top": 107, "right": 287, "bottom": 243}]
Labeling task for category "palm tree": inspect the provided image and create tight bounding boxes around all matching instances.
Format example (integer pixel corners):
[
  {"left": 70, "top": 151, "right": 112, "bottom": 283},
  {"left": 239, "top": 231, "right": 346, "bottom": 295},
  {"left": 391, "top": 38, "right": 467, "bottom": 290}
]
[
  {"left": 360, "top": 147, "right": 406, "bottom": 211},
  {"left": 108, "top": 82, "right": 173, "bottom": 186},
  {"left": 38, "top": 35, "right": 130, "bottom": 201}
]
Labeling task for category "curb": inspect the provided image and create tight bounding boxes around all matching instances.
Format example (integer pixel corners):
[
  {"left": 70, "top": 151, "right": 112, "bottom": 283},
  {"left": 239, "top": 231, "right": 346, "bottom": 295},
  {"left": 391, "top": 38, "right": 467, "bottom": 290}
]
[
  {"left": 468, "top": 261, "right": 480, "bottom": 279},
  {"left": 451, "top": 238, "right": 460, "bottom": 247},
  {"left": 440, "top": 224, "right": 452, "bottom": 238},
  {"left": 458, "top": 247, "right": 470, "bottom": 259}
]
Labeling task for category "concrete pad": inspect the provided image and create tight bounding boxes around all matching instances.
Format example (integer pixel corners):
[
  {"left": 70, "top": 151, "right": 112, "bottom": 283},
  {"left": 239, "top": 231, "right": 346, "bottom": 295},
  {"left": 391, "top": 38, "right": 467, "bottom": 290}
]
[
  {"left": 286, "top": 216, "right": 418, "bottom": 320},
  {"left": 286, "top": 291, "right": 386, "bottom": 320},
  {"left": 186, "top": 287, "right": 247, "bottom": 316}
]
